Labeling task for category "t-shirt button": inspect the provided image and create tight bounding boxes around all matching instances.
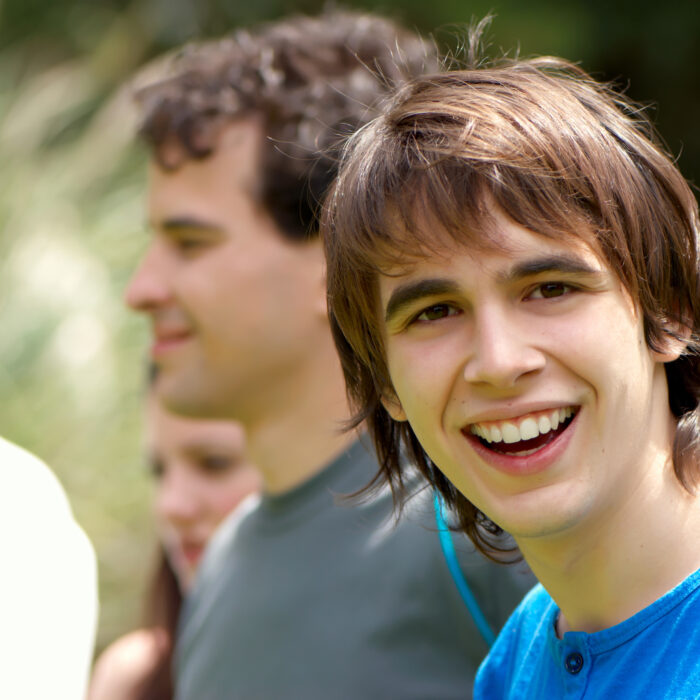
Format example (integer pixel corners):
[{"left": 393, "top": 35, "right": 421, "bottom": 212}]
[{"left": 564, "top": 652, "right": 584, "bottom": 675}]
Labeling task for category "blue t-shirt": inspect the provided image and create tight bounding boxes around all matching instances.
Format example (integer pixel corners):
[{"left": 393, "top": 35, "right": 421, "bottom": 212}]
[{"left": 475, "top": 567, "right": 700, "bottom": 699}]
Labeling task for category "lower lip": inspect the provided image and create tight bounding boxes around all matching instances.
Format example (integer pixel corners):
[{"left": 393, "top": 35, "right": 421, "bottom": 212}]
[{"left": 463, "top": 411, "right": 579, "bottom": 477}]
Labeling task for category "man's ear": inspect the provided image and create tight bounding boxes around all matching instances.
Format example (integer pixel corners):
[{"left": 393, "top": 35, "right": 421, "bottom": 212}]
[{"left": 380, "top": 389, "right": 407, "bottom": 422}]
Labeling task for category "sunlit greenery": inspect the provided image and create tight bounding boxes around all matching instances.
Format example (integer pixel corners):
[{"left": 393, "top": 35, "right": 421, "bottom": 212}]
[
  {"left": 1, "top": 0, "right": 697, "bottom": 654},
  {"left": 1, "top": 9, "right": 153, "bottom": 646}
]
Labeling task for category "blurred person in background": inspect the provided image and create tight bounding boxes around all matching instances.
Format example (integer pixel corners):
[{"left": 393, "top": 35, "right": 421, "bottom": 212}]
[
  {"left": 125, "top": 9, "right": 532, "bottom": 699},
  {"left": 88, "top": 389, "right": 260, "bottom": 700},
  {"left": 0, "top": 436, "right": 97, "bottom": 699}
]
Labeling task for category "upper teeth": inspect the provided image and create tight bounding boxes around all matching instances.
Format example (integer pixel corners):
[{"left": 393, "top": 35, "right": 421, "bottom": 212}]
[{"left": 470, "top": 407, "right": 575, "bottom": 444}]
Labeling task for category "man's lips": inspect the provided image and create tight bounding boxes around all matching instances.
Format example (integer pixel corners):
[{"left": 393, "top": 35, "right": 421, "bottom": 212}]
[{"left": 151, "top": 329, "right": 192, "bottom": 355}]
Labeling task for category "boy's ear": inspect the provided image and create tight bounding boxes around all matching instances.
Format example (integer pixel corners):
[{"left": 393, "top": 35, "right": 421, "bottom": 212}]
[
  {"left": 380, "top": 389, "right": 408, "bottom": 422},
  {"left": 652, "top": 320, "right": 692, "bottom": 364}
]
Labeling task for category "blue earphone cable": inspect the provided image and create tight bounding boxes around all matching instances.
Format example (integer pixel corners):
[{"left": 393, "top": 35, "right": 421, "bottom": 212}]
[{"left": 433, "top": 492, "right": 497, "bottom": 647}]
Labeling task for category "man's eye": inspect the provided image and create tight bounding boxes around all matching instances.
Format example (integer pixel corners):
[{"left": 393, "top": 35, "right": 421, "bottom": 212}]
[
  {"left": 199, "top": 455, "right": 234, "bottom": 473},
  {"left": 415, "top": 304, "right": 458, "bottom": 322},
  {"left": 148, "top": 459, "right": 165, "bottom": 479},
  {"left": 530, "top": 282, "right": 572, "bottom": 299}
]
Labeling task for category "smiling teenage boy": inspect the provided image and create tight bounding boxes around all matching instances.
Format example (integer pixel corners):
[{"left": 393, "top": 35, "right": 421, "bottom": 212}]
[{"left": 323, "top": 52, "right": 700, "bottom": 696}]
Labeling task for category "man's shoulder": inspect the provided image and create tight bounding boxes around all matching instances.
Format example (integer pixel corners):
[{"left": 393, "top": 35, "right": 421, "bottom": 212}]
[{"left": 194, "top": 492, "right": 262, "bottom": 583}]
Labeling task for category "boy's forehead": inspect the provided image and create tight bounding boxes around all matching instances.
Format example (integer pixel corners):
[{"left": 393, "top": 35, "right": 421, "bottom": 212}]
[{"left": 376, "top": 204, "right": 603, "bottom": 280}]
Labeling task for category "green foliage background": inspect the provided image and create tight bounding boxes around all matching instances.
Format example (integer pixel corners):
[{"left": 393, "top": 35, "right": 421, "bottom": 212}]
[{"left": 1, "top": 0, "right": 698, "bottom": 655}]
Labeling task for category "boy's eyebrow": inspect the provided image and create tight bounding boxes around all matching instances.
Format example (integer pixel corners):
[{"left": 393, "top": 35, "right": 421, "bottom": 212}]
[
  {"left": 384, "top": 279, "right": 460, "bottom": 322},
  {"left": 500, "top": 254, "right": 601, "bottom": 283},
  {"left": 383, "top": 254, "right": 602, "bottom": 323}
]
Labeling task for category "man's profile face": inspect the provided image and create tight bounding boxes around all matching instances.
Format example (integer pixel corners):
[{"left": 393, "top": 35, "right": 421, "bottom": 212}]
[
  {"left": 378, "top": 207, "right": 678, "bottom": 544},
  {"left": 126, "top": 120, "right": 327, "bottom": 422}
]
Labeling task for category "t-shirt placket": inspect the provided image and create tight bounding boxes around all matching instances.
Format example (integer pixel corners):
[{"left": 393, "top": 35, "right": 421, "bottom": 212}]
[{"left": 559, "top": 635, "right": 592, "bottom": 699}]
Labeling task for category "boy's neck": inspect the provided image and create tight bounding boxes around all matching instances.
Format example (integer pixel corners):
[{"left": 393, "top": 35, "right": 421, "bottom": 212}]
[{"left": 518, "top": 457, "right": 700, "bottom": 635}]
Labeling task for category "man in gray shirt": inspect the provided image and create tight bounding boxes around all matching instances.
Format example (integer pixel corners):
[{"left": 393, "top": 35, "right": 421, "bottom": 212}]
[{"left": 126, "top": 10, "right": 532, "bottom": 698}]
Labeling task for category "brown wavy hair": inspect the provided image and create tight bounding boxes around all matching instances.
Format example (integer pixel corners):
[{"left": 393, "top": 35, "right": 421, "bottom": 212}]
[
  {"left": 323, "top": 42, "right": 700, "bottom": 559},
  {"left": 133, "top": 8, "right": 437, "bottom": 241}
]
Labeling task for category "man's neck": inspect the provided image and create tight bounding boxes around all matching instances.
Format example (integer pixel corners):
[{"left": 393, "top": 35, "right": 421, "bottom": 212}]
[
  {"left": 243, "top": 344, "right": 357, "bottom": 495},
  {"left": 518, "top": 456, "right": 700, "bottom": 636}
]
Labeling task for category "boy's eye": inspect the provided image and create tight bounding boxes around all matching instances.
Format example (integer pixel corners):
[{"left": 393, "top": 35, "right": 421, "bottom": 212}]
[
  {"left": 175, "top": 238, "right": 206, "bottom": 251},
  {"left": 529, "top": 282, "right": 572, "bottom": 299},
  {"left": 415, "top": 304, "right": 458, "bottom": 322}
]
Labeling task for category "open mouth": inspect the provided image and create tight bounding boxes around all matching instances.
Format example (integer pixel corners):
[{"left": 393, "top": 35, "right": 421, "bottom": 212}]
[{"left": 464, "top": 406, "right": 579, "bottom": 457}]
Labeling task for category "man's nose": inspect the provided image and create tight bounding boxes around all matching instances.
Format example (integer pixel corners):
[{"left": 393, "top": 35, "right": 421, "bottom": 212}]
[{"left": 124, "top": 243, "right": 171, "bottom": 312}]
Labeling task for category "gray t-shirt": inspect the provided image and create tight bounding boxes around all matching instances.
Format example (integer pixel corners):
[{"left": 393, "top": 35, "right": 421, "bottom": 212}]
[{"left": 175, "top": 438, "right": 532, "bottom": 700}]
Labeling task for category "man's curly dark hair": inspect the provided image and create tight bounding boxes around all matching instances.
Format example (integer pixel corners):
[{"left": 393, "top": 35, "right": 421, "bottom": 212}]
[{"left": 133, "top": 9, "right": 437, "bottom": 241}]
